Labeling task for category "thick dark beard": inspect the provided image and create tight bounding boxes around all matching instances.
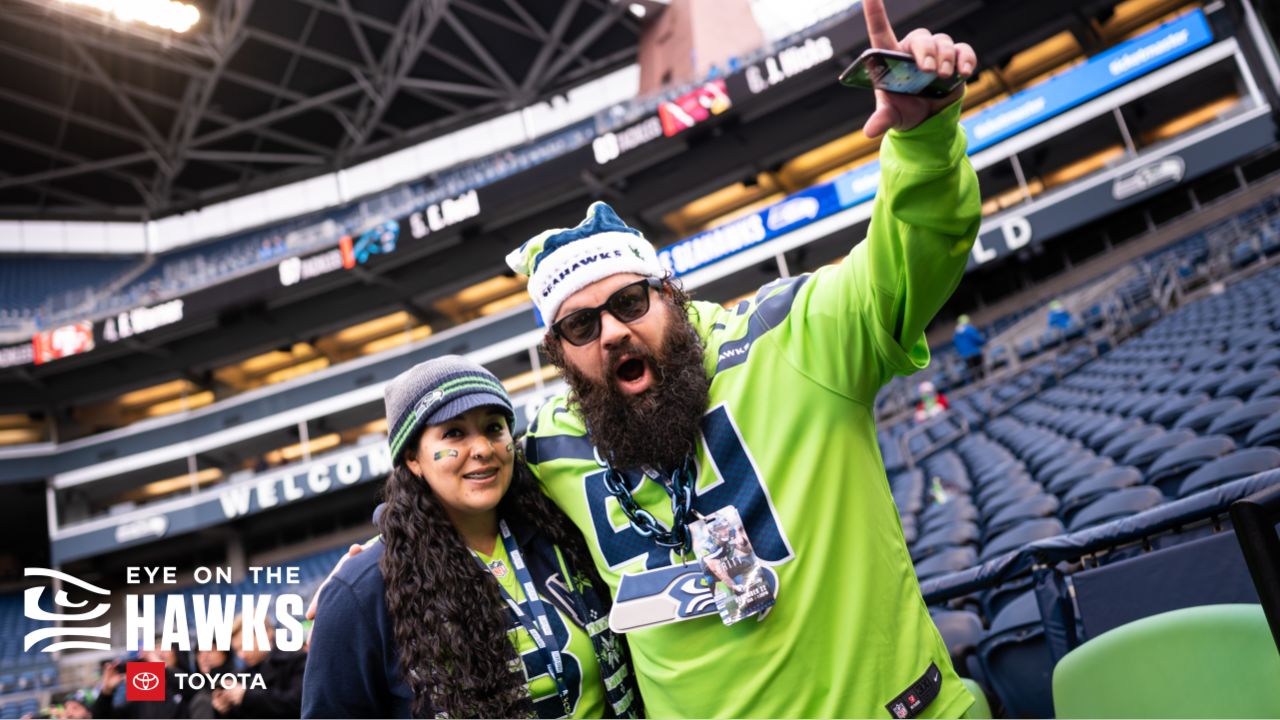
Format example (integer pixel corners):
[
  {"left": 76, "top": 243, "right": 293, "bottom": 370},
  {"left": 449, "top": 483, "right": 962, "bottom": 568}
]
[{"left": 546, "top": 294, "right": 710, "bottom": 472}]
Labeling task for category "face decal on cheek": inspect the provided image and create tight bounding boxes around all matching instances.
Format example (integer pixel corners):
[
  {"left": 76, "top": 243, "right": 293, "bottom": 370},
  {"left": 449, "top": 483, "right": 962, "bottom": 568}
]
[
  {"left": 433, "top": 449, "right": 459, "bottom": 462},
  {"left": 505, "top": 442, "right": 513, "bottom": 454}
]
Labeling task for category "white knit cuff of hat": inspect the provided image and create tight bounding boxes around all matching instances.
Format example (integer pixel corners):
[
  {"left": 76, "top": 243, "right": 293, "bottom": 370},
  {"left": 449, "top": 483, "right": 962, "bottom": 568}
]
[{"left": 530, "top": 231, "right": 664, "bottom": 324}]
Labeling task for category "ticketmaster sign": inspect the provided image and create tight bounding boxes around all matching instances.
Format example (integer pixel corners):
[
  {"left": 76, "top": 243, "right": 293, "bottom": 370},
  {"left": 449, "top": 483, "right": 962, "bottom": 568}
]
[
  {"left": 50, "top": 440, "right": 392, "bottom": 564},
  {"left": 960, "top": 8, "right": 1213, "bottom": 153}
]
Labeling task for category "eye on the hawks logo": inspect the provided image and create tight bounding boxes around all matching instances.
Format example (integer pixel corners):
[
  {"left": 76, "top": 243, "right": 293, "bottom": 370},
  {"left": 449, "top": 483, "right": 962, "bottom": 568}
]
[{"left": 126, "top": 662, "right": 167, "bottom": 702}]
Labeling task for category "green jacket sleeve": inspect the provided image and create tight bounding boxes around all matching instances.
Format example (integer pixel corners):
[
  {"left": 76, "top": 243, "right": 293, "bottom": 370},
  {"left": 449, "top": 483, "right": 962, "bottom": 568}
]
[{"left": 769, "top": 98, "right": 981, "bottom": 404}]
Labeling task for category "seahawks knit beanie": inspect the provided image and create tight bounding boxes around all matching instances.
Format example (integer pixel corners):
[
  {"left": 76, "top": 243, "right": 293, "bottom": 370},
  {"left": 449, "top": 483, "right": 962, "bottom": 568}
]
[
  {"left": 384, "top": 355, "right": 514, "bottom": 466},
  {"left": 506, "top": 201, "right": 665, "bottom": 324}
]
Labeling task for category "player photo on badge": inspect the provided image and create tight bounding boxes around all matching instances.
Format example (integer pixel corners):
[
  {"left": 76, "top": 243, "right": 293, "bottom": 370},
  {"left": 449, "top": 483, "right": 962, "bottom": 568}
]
[{"left": 690, "top": 506, "right": 776, "bottom": 625}]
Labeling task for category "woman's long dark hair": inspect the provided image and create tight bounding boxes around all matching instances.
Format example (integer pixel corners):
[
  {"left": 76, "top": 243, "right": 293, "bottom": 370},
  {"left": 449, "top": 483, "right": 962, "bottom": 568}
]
[{"left": 378, "top": 443, "right": 604, "bottom": 718}]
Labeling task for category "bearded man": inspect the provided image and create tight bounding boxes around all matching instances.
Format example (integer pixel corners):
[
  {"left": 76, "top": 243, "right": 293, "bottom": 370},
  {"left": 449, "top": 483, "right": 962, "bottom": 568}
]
[
  {"left": 505, "top": 2, "right": 981, "bottom": 715},
  {"left": 311, "top": 1, "right": 980, "bottom": 715}
]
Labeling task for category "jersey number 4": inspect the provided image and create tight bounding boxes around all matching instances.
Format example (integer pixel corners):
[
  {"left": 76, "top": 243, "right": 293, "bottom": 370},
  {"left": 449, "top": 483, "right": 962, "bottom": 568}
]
[{"left": 584, "top": 404, "right": 794, "bottom": 570}]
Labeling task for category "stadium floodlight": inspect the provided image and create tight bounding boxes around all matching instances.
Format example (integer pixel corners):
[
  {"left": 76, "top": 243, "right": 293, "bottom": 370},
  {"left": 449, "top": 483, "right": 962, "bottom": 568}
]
[{"left": 56, "top": 0, "right": 201, "bottom": 33}]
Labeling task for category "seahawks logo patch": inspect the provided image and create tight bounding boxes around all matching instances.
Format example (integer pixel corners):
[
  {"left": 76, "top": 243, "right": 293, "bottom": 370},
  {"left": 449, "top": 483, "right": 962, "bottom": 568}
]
[{"left": 608, "top": 564, "right": 778, "bottom": 632}]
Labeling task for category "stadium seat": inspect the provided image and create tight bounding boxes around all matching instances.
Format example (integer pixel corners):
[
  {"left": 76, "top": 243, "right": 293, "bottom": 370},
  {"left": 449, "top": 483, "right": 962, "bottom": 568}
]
[
  {"left": 1060, "top": 467, "right": 1143, "bottom": 520},
  {"left": 1249, "top": 376, "right": 1280, "bottom": 401},
  {"left": 931, "top": 610, "right": 985, "bottom": 676},
  {"left": 1245, "top": 410, "right": 1280, "bottom": 448},
  {"left": 1101, "top": 423, "right": 1162, "bottom": 460},
  {"left": 1144, "top": 435, "right": 1236, "bottom": 494},
  {"left": 921, "top": 501, "right": 979, "bottom": 534},
  {"left": 1176, "top": 447, "right": 1280, "bottom": 497},
  {"left": 1128, "top": 393, "right": 1172, "bottom": 421},
  {"left": 976, "top": 591, "right": 1054, "bottom": 718},
  {"left": 1036, "top": 449, "right": 1094, "bottom": 485},
  {"left": 1207, "top": 398, "right": 1280, "bottom": 442},
  {"left": 978, "top": 482, "right": 1042, "bottom": 519},
  {"left": 915, "top": 546, "right": 979, "bottom": 581},
  {"left": 1150, "top": 392, "right": 1208, "bottom": 427},
  {"left": 1066, "top": 487, "right": 1164, "bottom": 531},
  {"left": 1190, "top": 370, "right": 1233, "bottom": 397},
  {"left": 980, "top": 518, "right": 1065, "bottom": 562},
  {"left": 1046, "top": 457, "right": 1115, "bottom": 496},
  {"left": 1176, "top": 397, "right": 1244, "bottom": 434},
  {"left": 900, "top": 515, "right": 919, "bottom": 546},
  {"left": 983, "top": 494, "right": 1060, "bottom": 539},
  {"left": 912, "top": 522, "right": 981, "bottom": 561},
  {"left": 1216, "top": 367, "right": 1280, "bottom": 400},
  {"left": 1122, "top": 429, "right": 1197, "bottom": 470},
  {"left": 1052, "top": 604, "right": 1280, "bottom": 718}
]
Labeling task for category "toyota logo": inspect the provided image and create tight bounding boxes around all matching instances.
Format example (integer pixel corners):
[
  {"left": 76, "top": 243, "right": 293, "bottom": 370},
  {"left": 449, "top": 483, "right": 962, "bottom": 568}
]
[{"left": 131, "top": 672, "right": 160, "bottom": 692}]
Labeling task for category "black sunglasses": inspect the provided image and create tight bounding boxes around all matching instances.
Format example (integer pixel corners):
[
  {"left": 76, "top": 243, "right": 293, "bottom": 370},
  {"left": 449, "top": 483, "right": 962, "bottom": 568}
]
[{"left": 551, "top": 278, "right": 662, "bottom": 346}]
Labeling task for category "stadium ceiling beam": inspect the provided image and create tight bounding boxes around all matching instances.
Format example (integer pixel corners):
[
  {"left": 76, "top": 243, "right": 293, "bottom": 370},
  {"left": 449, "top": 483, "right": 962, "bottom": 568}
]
[
  {"left": 230, "top": 2, "right": 324, "bottom": 188},
  {"left": 454, "top": 0, "right": 544, "bottom": 40},
  {"left": 521, "top": 0, "right": 582, "bottom": 93},
  {"left": 243, "top": 18, "right": 440, "bottom": 117},
  {"left": 0, "top": 41, "right": 332, "bottom": 158},
  {"left": 185, "top": 150, "right": 327, "bottom": 164},
  {"left": 442, "top": 9, "right": 519, "bottom": 95},
  {"left": 583, "top": 0, "right": 643, "bottom": 35},
  {"left": 155, "top": 0, "right": 257, "bottom": 204},
  {"left": 244, "top": 28, "right": 383, "bottom": 80},
  {"left": 537, "top": 3, "right": 629, "bottom": 90},
  {"left": 209, "top": 34, "right": 404, "bottom": 140},
  {"left": 0, "top": 150, "right": 153, "bottom": 192},
  {"left": 0, "top": 128, "right": 158, "bottom": 208},
  {"left": 0, "top": 87, "right": 162, "bottom": 161},
  {"left": 0, "top": 170, "right": 114, "bottom": 212},
  {"left": 289, "top": 0, "right": 399, "bottom": 35},
  {"left": 38, "top": 66, "right": 86, "bottom": 211},
  {"left": 336, "top": 0, "right": 381, "bottom": 74},
  {"left": 397, "top": 77, "right": 506, "bottom": 98},
  {"left": 65, "top": 42, "right": 170, "bottom": 163},
  {"left": 337, "top": 0, "right": 450, "bottom": 162},
  {"left": 421, "top": 45, "right": 507, "bottom": 88},
  {"left": 188, "top": 83, "right": 366, "bottom": 149}
]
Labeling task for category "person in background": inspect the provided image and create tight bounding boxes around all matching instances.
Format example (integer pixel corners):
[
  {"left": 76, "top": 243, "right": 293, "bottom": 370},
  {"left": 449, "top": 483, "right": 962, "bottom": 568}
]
[
  {"left": 92, "top": 651, "right": 189, "bottom": 719},
  {"left": 211, "top": 617, "right": 305, "bottom": 718},
  {"left": 186, "top": 649, "right": 233, "bottom": 719},
  {"left": 23, "top": 689, "right": 96, "bottom": 719},
  {"left": 1047, "top": 299, "right": 1072, "bottom": 330},
  {"left": 914, "top": 380, "right": 950, "bottom": 423},
  {"left": 953, "top": 314, "right": 986, "bottom": 379}
]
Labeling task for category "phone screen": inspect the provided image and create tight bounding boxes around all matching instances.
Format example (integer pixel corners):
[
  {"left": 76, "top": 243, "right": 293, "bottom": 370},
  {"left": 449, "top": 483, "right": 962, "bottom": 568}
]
[{"left": 839, "top": 50, "right": 965, "bottom": 98}]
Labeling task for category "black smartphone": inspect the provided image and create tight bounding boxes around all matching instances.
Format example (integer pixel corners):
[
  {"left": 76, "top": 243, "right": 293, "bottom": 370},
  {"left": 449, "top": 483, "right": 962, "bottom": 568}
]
[{"left": 838, "top": 48, "right": 966, "bottom": 98}]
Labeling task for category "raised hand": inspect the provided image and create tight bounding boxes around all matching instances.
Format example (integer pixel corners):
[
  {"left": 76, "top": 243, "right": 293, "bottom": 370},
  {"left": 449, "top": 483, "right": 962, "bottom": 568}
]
[{"left": 861, "top": 0, "right": 976, "bottom": 138}]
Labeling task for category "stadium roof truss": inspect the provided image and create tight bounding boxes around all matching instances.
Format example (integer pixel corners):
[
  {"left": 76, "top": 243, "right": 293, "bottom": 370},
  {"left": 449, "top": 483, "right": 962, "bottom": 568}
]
[{"left": 0, "top": 0, "right": 639, "bottom": 221}]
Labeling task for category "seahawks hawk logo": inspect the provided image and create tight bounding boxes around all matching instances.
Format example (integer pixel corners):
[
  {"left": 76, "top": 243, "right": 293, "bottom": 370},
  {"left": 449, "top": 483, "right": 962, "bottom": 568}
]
[{"left": 608, "top": 564, "right": 778, "bottom": 632}]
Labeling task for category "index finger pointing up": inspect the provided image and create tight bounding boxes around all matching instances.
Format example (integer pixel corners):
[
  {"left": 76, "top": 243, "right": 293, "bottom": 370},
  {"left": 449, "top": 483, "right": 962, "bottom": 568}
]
[{"left": 863, "top": 0, "right": 899, "bottom": 49}]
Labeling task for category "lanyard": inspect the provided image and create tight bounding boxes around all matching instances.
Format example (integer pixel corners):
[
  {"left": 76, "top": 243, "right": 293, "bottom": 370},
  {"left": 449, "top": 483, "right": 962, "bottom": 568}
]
[{"left": 472, "top": 519, "right": 573, "bottom": 717}]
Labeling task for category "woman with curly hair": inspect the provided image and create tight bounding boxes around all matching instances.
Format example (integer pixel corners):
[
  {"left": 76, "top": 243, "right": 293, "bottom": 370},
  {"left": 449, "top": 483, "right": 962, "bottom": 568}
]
[{"left": 302, "top": 356, "right": 640, "bottom": 719}]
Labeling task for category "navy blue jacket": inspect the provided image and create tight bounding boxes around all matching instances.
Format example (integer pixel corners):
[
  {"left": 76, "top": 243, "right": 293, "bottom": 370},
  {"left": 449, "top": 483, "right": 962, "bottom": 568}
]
[{"left": 302, "top": 540, "right": 413, "bottom": 718}]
